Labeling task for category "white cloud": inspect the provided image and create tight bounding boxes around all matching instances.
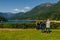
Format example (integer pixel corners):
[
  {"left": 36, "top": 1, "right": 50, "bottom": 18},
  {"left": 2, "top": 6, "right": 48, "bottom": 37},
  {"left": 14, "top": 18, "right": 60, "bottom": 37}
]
[
  {"left": 13, "top": 7, "right": 30, "bottom": 13},
  {"left": 14, "top": 8, "right": 20, "bottom": 12},
  {"left": 13, "top": 8, "right": 25, "bottom": 13},
  {"left": 20, "top": 10, "right": 25, "bottom": 12},
  {"left": 24, "top": 6, "right": 31, "bottom": 12},
  {"left": 24, "top": 6, "right": 30, "bottom": 10}
]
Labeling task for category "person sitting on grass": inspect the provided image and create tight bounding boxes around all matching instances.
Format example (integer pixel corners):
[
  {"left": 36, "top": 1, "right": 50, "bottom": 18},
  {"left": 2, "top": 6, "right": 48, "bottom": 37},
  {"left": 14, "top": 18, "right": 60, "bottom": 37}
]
[
  {"left": 40, "top": 21, "right": 46, "bottom": 32},
  {"left": 36, "top": 22, "right": 40, "bottom": 30}
]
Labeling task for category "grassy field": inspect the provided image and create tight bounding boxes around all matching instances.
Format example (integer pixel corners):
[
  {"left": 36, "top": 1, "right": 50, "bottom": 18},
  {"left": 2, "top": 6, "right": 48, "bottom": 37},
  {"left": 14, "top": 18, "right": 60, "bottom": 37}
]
[{"left": 0, "top": 29, "right": 60, "bottom": 40}]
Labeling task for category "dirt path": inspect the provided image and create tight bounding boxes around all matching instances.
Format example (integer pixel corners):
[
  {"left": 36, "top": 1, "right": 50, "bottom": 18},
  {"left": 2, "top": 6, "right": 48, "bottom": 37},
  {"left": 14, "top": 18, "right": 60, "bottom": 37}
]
[
  {"left": 0, "top": 28, "right": 22, "bottom": 31},
  {"left": 0, "top": 28, "right": 36, "bottom": 31},
  {"left": 0, "top": 28, "right": 60, "bottom": 31}
]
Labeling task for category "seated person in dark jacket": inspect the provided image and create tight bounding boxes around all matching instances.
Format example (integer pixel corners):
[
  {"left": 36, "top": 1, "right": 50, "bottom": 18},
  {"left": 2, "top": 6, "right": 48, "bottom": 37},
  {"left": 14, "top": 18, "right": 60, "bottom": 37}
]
[
  {"left": 39, "top": 21, "right": 46, "bottom": 32},
  {"left": 36, "top": 22, "right": 40, "bottom": 30}
]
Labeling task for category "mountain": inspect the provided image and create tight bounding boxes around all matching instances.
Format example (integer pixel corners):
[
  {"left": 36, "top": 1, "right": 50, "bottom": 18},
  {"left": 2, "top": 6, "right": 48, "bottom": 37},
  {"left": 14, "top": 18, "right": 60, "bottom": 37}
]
[
  {"left": 0, "top": 1, "right": 60, "bottom": 20},
  {"left": 14, "top": 3, "right": 53, "bottom": 20},
  {"left": 0, "top": 12, "right": 24, "bottom": 20},
  {"left": 0, "top": 12, "right": 15, "bottom": 19},
  {"left": 10, "top": 12, "right": 24, "bottom": 20},
  {"left": 49, "top": 1, "right": 60, "bottom": 20},
  {"left": 15, "top": 1, "right": 60, "bottom": 20}
]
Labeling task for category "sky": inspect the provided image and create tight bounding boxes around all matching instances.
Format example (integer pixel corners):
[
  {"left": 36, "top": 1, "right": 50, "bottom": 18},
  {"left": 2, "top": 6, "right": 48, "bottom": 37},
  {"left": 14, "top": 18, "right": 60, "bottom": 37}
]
[{"left": 0, "top": 0, "right": 59, "bottom": 13}]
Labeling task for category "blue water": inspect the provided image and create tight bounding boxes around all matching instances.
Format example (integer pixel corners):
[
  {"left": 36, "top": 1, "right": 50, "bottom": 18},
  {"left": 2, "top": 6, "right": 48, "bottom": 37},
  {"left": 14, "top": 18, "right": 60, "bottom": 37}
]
[
  {"left": 8, "top": 20, "right": 34, "bottom": 22},
  {"left": 2, "top": 20, "right": 35, "bottom": 23}
]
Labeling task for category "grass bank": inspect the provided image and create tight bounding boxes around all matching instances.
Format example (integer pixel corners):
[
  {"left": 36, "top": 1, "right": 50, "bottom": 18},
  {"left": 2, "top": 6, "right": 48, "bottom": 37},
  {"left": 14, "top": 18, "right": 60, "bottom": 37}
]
[{"left": 0, "top": 29, "right": 60, "bottom": 40}]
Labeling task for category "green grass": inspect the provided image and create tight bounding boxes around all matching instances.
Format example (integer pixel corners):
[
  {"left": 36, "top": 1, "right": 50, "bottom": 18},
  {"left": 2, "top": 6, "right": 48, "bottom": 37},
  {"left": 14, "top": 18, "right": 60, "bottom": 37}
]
[{"left": 0, "top": 29, "right": 60, "bottom": 40}]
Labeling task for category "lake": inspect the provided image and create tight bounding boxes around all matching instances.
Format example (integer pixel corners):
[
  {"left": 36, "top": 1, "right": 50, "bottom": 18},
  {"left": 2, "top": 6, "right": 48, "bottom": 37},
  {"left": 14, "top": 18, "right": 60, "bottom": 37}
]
[{"left": 0, "top": 20, "right": 35, "bottom": 23}]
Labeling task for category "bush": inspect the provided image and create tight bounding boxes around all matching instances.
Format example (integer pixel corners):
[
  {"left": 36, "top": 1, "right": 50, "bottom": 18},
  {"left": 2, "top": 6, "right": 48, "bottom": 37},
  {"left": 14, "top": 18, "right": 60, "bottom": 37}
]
[
  {"left": 0, "top": 22, "right": 36, "bottom": 29},
  {"left": 50, "top": 22, "right": 60, "bottom": 29},
  {"left": 0, "top": 22, "right": 60, "bottom": 29}
]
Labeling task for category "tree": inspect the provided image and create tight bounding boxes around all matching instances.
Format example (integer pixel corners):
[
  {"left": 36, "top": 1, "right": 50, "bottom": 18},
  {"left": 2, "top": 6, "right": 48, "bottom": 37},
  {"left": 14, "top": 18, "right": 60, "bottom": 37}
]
[{"left": 0, "top": 16, "right": 8, "bottom": 22}]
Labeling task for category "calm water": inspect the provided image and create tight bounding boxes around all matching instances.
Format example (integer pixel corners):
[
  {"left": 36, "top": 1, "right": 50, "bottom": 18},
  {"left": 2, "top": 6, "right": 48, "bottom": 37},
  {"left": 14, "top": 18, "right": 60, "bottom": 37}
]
[
  {"left": 1, "top": 20, "right": 35, "bottom": 23},
  {"left": 8, "top": 20, "right": 34, "bottom": 22}
]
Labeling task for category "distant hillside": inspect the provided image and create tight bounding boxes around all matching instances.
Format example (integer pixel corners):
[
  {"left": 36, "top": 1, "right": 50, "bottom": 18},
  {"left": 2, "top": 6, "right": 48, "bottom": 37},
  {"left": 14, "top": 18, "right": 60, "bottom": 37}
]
[
  {"left": 0, "top": 1, "right": 60, "bottom": 20},
  {"left": 0, "top": 12, "right": 24, "bottom": 20},
  {"left": 10, "top": 12, "right": 24, "bottom": 20},
  {"left": 15, "top": 1, "right": 60, "bottom": 20},
  {"left": 0, "top": 12, "right": 14, "bottom": 20}
]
